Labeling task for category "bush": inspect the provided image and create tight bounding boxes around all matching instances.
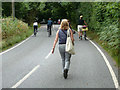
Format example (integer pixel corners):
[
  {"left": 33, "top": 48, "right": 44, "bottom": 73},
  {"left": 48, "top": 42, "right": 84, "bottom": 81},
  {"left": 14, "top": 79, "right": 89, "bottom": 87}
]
[
  {"left": 71, "top": 2, "right": 120, "bottom": 66},
  {"left": 1, "top": 17, "right": 33, "bottom": 51}
]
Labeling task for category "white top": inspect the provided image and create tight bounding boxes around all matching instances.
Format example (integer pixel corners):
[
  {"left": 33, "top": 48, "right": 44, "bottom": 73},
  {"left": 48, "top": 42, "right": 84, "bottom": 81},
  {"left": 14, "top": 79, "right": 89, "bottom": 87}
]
[{"left": 33, "top": 22, "right": 38, "bottom": 26}]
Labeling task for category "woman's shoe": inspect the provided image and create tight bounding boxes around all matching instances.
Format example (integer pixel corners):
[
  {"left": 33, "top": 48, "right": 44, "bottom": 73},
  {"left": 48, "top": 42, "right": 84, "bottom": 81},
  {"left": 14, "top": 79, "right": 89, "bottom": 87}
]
[{"left": 64, "top": 69, "right": 68, "bottom": 79}]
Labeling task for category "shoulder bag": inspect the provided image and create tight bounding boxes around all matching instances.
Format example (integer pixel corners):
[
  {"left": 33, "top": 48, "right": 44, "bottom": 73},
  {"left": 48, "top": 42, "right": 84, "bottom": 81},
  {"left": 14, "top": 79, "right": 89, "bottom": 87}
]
[{"left": 65, "top": 28, "right": 75, "bottom": 55}]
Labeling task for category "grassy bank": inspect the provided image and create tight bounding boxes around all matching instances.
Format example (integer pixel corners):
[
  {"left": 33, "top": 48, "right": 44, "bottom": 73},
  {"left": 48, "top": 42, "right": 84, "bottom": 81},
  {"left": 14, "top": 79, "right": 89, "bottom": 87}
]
[
  {"left": 71, "top": 23, "right": 119, "bottom": 67},
  {"left": 1, "top": 17, "right": 34, "bottom": 52},
  {"left": 87, "top": 30, "right": 119, "bottom": 67}
]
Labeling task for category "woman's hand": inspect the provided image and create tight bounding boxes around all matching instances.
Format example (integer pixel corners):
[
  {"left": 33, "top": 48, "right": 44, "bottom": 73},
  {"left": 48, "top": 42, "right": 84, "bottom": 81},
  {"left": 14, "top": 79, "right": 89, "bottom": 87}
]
[
  {"left": 52, "top": 30, "right": 59, "bottom": 54},
  {"left": 72, "top": 41, "right": 74, "bottom": 46},
  {"left": 52, "top": 47, "right": 55, "bottom": 54}
]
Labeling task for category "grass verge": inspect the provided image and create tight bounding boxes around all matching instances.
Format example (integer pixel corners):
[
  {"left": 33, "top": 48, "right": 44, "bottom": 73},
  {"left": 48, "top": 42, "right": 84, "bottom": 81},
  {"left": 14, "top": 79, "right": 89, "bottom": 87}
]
[
  {"left": 1, "top": 27, "right": 33, "bottom": 52},
  {"left": 71, "top": 23, "right": 119, "bottom": 67},
  {"left": 1, "top": 17, "right": 40, "bottom": 52},
  {"left": 87, "top": 30, "right": 119, "bottom": 67}
]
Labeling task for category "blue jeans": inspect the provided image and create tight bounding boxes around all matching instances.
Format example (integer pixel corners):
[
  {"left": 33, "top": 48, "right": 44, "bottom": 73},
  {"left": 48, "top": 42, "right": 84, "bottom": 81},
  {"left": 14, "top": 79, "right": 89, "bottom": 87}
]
[
  {"left": 59, "top": 44, "right": 71, "bottom": 71},
  {"left": 47, "top": 25, "right": 52, "bottom": 35}
]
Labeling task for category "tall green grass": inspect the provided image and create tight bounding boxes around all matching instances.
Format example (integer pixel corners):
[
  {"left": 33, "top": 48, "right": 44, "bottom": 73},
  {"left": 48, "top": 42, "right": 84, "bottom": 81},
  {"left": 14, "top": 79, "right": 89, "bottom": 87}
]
[
  {"left": 71, "top": 23, "right": 120, "bottom": 67},
  {"left": 1, "top": 17, "right": 33, "bottom": 51},
  {"left": 87, "top": 30, "right": 119, "bottom": 67}
]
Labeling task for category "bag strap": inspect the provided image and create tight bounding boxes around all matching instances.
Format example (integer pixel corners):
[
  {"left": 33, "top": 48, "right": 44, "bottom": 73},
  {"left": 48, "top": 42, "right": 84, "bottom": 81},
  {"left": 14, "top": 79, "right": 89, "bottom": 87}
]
[
  {"left": 61, "top": 28, "right": 71, "bottom": 37},
  {"left": 67, "top": 28, "right": 71, "bottom": 37},
  {"left": 61, "top": 29, "right": 67, "bottom": 36}
]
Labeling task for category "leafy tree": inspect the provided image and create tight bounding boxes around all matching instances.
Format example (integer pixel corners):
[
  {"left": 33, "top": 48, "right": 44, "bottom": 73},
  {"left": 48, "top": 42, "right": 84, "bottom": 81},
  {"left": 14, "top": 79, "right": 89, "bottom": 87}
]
[
  {"left": 2, "top": 2, "right": 120, "bottom": 59},
  {"left": 2, "top": 2, "right": 12, "bottom": 17}
]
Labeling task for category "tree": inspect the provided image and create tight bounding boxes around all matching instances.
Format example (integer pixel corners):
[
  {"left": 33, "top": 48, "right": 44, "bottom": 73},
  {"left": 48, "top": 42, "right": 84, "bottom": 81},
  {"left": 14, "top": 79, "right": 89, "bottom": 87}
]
[{"left": 12, "top": 0, "right": 15, "bottom": 20}]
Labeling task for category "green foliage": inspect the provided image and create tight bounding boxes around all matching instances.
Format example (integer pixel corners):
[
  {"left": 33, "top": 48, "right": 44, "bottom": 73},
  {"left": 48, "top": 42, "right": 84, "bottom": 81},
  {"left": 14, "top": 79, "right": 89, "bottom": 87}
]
[
  {"left": 99, "top": 24, "right": 119, "bottom": 51},
  {"left": 1, "top": 17, "right": 33, "bottom": 51},
  {"left": 91, "top": 2, "right": 119, "bottom": 56},
  {"left": 2, "top": 2, "right": 12, "bottom": 17},
  {"left": 72, "top": 2, "right": 119, "bottom": 56},
  {"left": 71, "top": 2, "right": 119, "bottom": 66},
  {"left": 2, "top": 2, "right": 119, "bottom": 65},
  {"left": 2, "top": 17, "right": 29, "bottom": 39},
  {"left": 2, "top": 2, "right": 46, "bottom": 25}
]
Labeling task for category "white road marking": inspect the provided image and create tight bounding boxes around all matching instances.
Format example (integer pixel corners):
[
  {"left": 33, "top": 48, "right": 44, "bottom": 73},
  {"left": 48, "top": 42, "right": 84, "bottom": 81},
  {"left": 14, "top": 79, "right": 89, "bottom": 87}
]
[
  {"left": 1, "top": 26, "right": 119, "bottom": 88},
  {"left": 0, "top": 34, "right": 33, "bottom": 55},
  {"left": 88, "top": 38, "right": 119, "bottom": 88},
  {"left": 11, "top": 65, "right": 40, "bottom": 88},
  {"left": 45, "top": 50, "right": 52, "bottom": 59},
  {"left": 75, "top": 30, "right": 119, "bottom": 88}
]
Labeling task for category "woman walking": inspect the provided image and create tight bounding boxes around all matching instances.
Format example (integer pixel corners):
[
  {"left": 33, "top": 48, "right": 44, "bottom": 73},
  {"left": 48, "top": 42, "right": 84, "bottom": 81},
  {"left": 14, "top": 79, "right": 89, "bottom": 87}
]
[
  {"left": 78, "top": 15, "right": 88, "bottom": 40},
  {"left": 52, "top": 19, "right": 74, "bottom": 79}
]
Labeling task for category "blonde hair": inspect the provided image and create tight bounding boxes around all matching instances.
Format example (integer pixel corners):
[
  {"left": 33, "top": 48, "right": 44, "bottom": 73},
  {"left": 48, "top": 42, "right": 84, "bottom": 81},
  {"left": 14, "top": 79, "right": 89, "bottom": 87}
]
[{"left": 59, "top": 19, "right": 69, "bottom": 30}]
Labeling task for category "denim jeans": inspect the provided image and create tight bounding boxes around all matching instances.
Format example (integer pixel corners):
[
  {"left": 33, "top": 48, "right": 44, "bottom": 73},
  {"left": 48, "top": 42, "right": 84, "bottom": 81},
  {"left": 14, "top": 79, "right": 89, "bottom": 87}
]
[
  {"left": 47, "top": 25, "right": 52, "bottom": 35},
  {"left": 59, "top": 44, "right": 71, "bottom": 71}
]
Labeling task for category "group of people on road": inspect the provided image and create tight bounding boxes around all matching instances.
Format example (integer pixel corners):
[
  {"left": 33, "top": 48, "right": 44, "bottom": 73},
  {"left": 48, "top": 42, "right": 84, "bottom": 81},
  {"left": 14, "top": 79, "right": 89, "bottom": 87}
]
[
  {"left": 33, "top": 18, "right": 53, "bottom": 37},
  {"left": 52, "top": 15, "right": 88, "bottom": 79},
  {"left": 33, "top": 16, "right": 88, "bottom": 79}
]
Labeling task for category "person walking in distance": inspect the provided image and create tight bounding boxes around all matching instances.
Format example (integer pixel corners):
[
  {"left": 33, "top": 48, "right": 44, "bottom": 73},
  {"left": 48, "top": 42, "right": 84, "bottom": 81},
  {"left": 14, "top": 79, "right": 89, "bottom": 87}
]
[
  {"left": 77, "top": 15, "right": 88, "bottom": 40},
  {"left": 33, "top": 21, "right": 38, "bottom": 36},
  {"left": 47, "top": 18, "right": 53, "bottom": 37},
  {"left": 52, "top": 19, "right": 74, "bottom": 79}
]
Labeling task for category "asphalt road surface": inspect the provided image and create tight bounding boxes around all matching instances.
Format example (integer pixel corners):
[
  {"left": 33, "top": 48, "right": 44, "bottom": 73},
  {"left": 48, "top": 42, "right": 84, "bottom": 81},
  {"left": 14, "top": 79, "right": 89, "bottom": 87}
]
[{"left": 1, "top": 25, "right": 119, "bottom": 88}]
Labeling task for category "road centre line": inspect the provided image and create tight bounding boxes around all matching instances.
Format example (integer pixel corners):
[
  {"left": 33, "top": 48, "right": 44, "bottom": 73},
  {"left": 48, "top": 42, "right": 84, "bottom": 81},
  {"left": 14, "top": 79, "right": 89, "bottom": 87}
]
[
  {"left": 1, "top": 27, "right": 119, "bottom": 88},
  {"left": 45, "top": 50, "right": 52, "bottom": 59},
  {"left": 88, "top": 38, "right": 119, "bottom": 88},
  {"left": 11, "top": 65, "right": 40, "bottom": 88}
]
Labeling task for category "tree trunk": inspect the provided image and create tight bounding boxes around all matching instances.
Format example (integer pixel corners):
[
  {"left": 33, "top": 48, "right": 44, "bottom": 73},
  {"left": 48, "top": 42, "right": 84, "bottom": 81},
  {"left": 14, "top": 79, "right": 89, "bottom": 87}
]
[{"left": 12, "top": 0, "right": 15, "bottom": 20}]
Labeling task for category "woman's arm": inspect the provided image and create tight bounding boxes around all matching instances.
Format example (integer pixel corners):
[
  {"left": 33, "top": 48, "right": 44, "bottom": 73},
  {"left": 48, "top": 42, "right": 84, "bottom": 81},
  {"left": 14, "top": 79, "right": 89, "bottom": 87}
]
[
  {"left": 70, "top": 29, "right": 74, "bottom": 43},
  {"left": 52, "top": 30, "right": 59, "bottom": 53},
  {"left": 84, "top": 21, "right": 88, "bottom": 26}
]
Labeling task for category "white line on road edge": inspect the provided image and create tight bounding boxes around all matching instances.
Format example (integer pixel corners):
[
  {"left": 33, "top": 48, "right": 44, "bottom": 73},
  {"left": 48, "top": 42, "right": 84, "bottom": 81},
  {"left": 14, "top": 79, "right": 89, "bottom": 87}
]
[
  {"left": 11, "top": 65, "right": 40, "bottom": 88},
  {"left": 0, "top": 34, "right": 33, "bottom": 55},
  {"left": 88, "top": 39, "right": 119, "bottom": 88}
]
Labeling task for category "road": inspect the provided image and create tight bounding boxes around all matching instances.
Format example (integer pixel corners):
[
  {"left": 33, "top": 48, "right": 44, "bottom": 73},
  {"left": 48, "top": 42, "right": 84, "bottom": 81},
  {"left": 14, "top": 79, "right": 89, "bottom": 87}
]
[{"left": 1, "top": 25, "right": 119, "bottom": 88}]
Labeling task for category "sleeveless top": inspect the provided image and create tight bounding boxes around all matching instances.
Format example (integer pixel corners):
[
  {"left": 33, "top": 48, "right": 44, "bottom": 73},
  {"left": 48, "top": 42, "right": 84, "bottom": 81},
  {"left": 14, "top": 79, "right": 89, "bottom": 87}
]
[
  {"left": 78, "top": 19, "right": 84, "bottom": 25},
  {"left": 58, "top": 29, "right": 67, "bottom": 44}
]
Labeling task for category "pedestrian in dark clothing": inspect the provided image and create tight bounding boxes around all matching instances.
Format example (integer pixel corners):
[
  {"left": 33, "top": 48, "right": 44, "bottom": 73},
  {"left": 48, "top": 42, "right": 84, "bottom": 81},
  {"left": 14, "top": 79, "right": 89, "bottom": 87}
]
[
  {"left": 77, "top": 15, "right": 88, "bottom": 40},
  {"left": 47, "top": 18, "right": 53, "bottom": 36},
  {"left": 33, "top": 21, "right": 38, "bottom": 36}
]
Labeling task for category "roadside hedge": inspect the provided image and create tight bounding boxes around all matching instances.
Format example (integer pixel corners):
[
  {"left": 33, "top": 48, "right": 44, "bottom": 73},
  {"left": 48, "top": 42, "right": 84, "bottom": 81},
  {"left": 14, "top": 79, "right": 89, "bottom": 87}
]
[
  {"left": 1, "top": 17, "right": 33, "bottom": 51},
  {"left": 71, "top": 2, "right": 120, "bottom": 66}
]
